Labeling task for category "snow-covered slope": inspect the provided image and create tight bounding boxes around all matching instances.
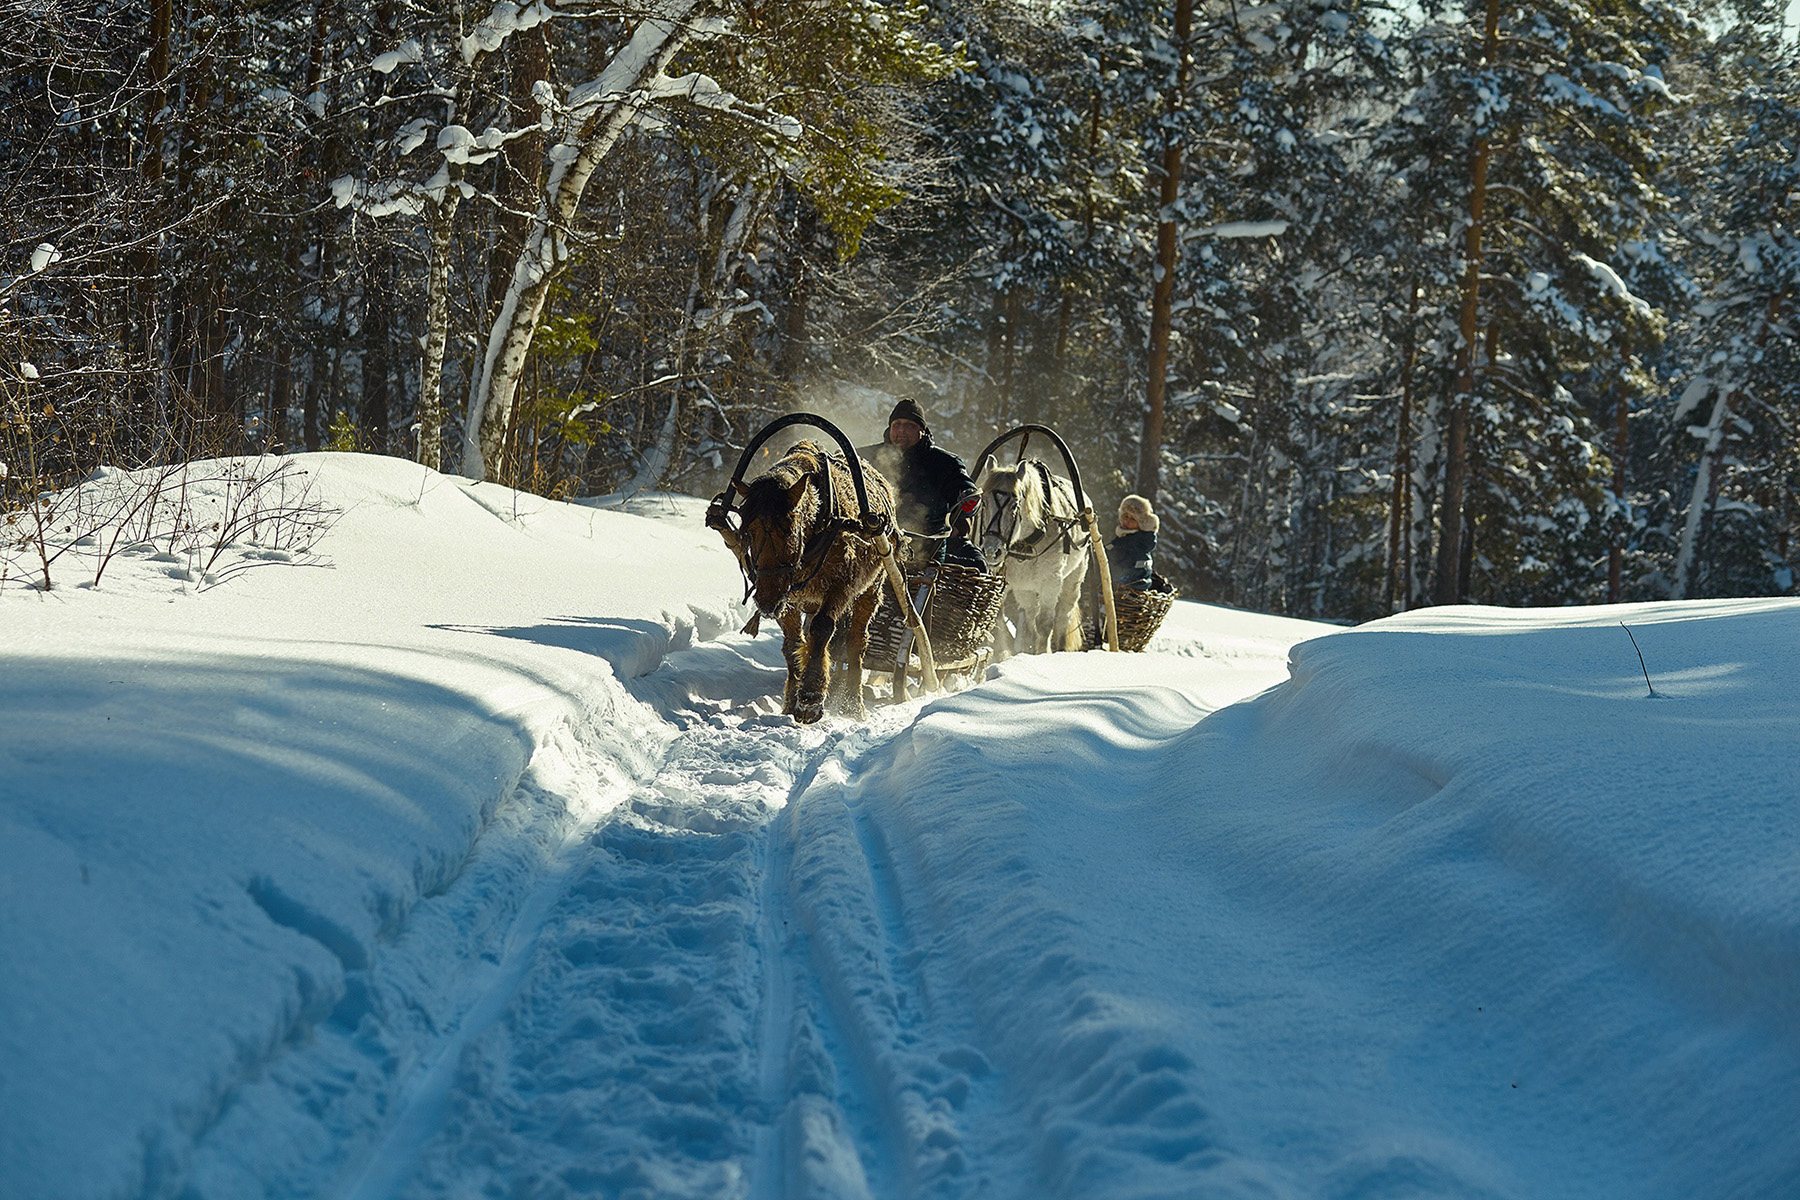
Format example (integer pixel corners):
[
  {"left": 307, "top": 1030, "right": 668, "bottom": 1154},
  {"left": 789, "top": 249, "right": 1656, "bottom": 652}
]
[
  {"left": 2, "top": 454, "right": 1795, "bottom": 1200},
  {"left": 822, "top": 602, "right": 1800, "bottom": 1198}
]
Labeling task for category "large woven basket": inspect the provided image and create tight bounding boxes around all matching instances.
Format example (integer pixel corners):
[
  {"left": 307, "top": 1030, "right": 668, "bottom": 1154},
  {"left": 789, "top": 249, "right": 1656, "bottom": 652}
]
[
  {"left": 866, "top": 560, "right": 1008, "bottom": 673},
  {"left": 1086, "top": 576, "right": 1178, "bottom": 652}
]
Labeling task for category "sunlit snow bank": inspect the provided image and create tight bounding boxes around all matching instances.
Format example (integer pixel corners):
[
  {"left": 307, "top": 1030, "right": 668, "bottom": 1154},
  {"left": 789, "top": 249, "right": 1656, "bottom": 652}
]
[
  {"left": 810, "top": 599, "right": 1800, "bottom": 1198},
  {"left": 0, "top": 454, "right": 746, "bottom": 1199},
  {"left": 4, "top": 453, "right": 1796, "bottom": 1200}
]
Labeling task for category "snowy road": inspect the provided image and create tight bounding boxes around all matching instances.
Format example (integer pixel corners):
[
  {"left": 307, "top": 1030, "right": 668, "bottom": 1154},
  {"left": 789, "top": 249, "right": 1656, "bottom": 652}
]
[
  {"left": 304, "top": 630, "right": 1150, "bottom": 1200},
  {"left": 7, "top": 457, "right": 1798, "bottom": 1200},
  {"left": 354, "top": 638, "right": 895, "bottom": 1199},
  {"left": 292, "top": 623, "right": 1307, "bottom": 1200},
  {"left": 176, "top": 616, "right": 1297, "bottom": 1200}
]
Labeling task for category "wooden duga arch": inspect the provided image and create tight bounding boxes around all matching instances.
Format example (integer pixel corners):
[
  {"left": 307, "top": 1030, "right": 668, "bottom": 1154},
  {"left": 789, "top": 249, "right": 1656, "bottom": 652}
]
[
  {"left": 708, "top": 412, "right": 940, "bottom": 693},
  {"left": 972, "top": 423, "right": 1119, "bottom": 653}
]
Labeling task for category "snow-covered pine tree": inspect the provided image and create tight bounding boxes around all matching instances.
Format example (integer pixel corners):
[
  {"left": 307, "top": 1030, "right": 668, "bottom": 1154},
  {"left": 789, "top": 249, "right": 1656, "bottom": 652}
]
[
  {"left": 1114, "top": 0, "right": 1393, "bottom": 608},
  {"left": 1392, "top": 0, "right": 1695, "bottom": 605},
  {"left": 1664, "top": 9, "right": 1798, "bottom": 597}
]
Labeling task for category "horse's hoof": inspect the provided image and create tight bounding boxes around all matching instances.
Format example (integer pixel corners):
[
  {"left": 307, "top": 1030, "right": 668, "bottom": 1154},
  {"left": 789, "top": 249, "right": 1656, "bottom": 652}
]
[{"left": 794, "top": 694, "right": 824, "bottom": 724}]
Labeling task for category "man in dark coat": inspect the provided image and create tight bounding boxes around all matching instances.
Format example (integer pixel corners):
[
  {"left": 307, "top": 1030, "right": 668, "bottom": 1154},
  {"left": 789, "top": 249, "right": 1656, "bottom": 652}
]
[{"left": 861, "top": 397, "right": 984, "bottom": 568}]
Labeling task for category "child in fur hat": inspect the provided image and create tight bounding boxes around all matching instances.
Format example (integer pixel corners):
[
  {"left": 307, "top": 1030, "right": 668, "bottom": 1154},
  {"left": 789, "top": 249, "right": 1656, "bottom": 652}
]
[{"left": 1108, "top": 494, "right": 1158, "bottom": 589}]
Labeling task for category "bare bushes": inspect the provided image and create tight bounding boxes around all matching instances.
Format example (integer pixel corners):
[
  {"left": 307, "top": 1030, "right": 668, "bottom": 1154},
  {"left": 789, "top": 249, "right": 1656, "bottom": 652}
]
[{"left": 1, "top": 456, "right": 336, "bottom": 593}]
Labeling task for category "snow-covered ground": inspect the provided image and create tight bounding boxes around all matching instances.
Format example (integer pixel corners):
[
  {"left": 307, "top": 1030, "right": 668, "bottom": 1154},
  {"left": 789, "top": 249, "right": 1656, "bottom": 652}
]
[{"left": 3, "top": 453, "right": 1796, "bottom": 1200}]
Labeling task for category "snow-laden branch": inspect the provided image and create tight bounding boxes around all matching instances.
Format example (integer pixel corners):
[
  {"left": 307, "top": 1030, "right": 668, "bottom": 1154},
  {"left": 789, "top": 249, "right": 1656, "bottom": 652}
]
[
  {"left": 329, "top": 173, "right": 436, "bottom": 218},
  {"left": 1573, "top": 252, "right": 1654, "bottom": 319},
  {"left": 1190, "top": 219, "right": 1290, "bottom": 239},
  {"left": 647, "top": 71, "right": 736, "bottom": 109},
  {"left": 372, "top": 39, "right": 423, "bottom": 74},
  {"left": 461, "top": 0, "right": 557, "bottom": 64},
  {"left": 465, "top": 0, "right": 712, "bottom": 477}
]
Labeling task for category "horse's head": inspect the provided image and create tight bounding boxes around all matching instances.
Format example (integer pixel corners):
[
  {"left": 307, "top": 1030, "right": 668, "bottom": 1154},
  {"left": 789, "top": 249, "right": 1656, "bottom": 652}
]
[
  {"left": 731, "top": 442, "right": 825, "bottom": 617},
  {"left": 974, "top": 454, "right": 1036, "bottom": 563}
]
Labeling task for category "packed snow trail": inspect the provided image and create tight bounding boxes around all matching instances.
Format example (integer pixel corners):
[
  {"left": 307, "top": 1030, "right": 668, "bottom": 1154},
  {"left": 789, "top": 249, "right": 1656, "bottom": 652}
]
[
  {"left": 335, "top": 631, "right": 1307, "bottom": 1200},
  {"left": 330, "top": 630, "right": 1062, "bottom": 1200},
  {"left": 371, "top": 644, "right": 880, "bottom": 1198}
]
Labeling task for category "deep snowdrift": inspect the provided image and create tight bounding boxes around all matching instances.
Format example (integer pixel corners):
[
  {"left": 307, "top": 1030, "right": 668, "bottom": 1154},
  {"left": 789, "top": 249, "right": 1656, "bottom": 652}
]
[
  {"left": 2, "top": 453, "right": 1795, "bottom": 1200},
  {"left": 825, "top": 603, "right": 1800, "bottom": 1198}
]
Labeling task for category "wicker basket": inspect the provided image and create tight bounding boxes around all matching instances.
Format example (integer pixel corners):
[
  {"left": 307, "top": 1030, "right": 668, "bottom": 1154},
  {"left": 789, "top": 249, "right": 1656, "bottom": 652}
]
[
  {"left": 866, "top": 560, "right": 1008, "bottom": 673},
  {"left": 1086, "top": 575, "right": 1178, "bottom": 652}
]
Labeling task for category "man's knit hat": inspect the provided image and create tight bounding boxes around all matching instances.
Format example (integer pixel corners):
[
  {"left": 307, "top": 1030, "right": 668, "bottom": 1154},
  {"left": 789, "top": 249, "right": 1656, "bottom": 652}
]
[
  {"left": 887, "top": 397, "right": 929, "bottom": 433},
  {"left": 1118, "top": 494, "right": 1158, "bottom": 532}
]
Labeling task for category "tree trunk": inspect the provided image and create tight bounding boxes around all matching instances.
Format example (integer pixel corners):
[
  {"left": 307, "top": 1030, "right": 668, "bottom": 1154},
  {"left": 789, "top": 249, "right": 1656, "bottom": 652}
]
[
  {"left": 416, "top": 195, "right": 459, "bottom": 471},
  {"left": 270, "top": 329, "right": 292, "bottom": 449},
  {"left": 1434, "top": 0, "right": 1501, "bottom": 605},
  {"left": 301, "top": 0, "right": 337, "bottom": 454},
  {"left": 1674, "top": 385, "right": 1731, "bottom": 599},
  {"left": 485, "top": 27, "right": 552, "bottom": 328},
  {"left": 1387, "top": 278, "right": 1419, "bottom": 612},
  {"left": 128, "top": 0, "right": 176, "bottom": 447},
  {"left": 1135, "top": 0, "right": 1195, "bottom": 501},
  {"left": 464, "top": 0, "right": 703, "bottom": 479},
  {"left": 364, "top": 256, "right": 392, "bottom": 452},
  {"left": 362, "top": 0, "right": 401, "bottom": 455},
  {"left": 774, "top": 198, "right": 816, "bottom": 400},
  {"left": 1608, "top": 380, "right": 1627, "bottom": 601},
  {"left": 1675, "top": 298, "right": 1780, "bottom": 597}
]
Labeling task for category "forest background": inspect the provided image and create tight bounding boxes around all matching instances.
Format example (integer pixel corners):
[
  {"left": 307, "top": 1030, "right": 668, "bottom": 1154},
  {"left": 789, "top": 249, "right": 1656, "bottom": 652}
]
[{"left": 3, "top": 0, "right": 1796, "bottom": 619}]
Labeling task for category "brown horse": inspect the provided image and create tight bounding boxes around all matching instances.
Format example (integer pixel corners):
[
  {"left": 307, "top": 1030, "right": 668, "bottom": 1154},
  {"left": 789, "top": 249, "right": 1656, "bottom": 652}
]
[{"left": 716, "top": 440, "right": 896, "bottom": 723}]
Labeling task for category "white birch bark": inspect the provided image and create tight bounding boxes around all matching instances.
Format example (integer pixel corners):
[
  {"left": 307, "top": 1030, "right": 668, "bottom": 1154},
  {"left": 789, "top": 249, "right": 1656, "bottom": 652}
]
[
  {"left": 416, "top": 193, "right": 459, "bottom": 472},
  {"left": 1409, "top": 393, "right": 1444, "bottom": 609},
  {"left": 1674, "top": 384, "right": 1733, "bottom": 599},
  {"left": 462, "top": 0, "right": 706, "bottom": 479}
]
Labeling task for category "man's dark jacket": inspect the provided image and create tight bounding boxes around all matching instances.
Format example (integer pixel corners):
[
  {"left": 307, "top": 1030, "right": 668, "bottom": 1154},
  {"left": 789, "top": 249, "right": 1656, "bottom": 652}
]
[{"left": 859, "top": 434, "right": 976, "bottom": 535}]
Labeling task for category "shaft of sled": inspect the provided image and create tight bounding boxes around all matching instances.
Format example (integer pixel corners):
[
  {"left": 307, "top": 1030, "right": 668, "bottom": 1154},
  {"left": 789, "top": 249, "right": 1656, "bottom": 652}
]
[
  {"left": 1082, "top": 509, "right": 1120, "bottom": 651},
  {"left": 875, "top": 535, "right": 939, "bottom": 691}
]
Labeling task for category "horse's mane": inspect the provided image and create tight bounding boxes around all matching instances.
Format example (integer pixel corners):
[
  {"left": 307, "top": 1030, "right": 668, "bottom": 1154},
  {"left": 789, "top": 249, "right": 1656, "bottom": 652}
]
[
  {"left": 739, "top": 440, "right": 827, "bottom": 530},
  {"left": 738, "top": 439, "right": 894, "bottom": 530},
  {"left": 984, "top": 457, "right": 1071, "bottom": 521}
]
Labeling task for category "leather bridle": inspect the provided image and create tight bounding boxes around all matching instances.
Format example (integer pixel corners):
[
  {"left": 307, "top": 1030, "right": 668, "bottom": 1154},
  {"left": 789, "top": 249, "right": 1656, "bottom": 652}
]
[
  {"left": 979, "top": 460, "right": 1077, "bottom": 569},
  {"left": 727, "top": 455, "right": 857, "bottom": 613}
]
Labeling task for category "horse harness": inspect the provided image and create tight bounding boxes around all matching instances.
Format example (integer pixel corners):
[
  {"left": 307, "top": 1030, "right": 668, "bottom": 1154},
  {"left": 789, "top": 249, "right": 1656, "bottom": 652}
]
[
  {"left": 984, "top": 459, "right": 1079, "bottom": 565},
  {"left": 719, "top": 454, "right": 863, "bottom": 613}
]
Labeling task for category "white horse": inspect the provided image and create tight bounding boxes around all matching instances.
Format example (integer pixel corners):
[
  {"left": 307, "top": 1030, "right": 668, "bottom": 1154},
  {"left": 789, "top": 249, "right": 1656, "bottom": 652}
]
[{"left": 974, "top": 456, "right": 1090, "bottom": 656}]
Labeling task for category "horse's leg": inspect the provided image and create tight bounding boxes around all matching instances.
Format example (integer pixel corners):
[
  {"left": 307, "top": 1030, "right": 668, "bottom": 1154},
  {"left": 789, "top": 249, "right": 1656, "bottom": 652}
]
[
  {"left": 794, "top": 606, "right": 836, "bottom": 724},
  {"left": 991, "top": 594, "right": 1017, "bottom": 661},
  {"left": 1019, "top": 577, "right": 1051, "bottom": 654},
  {"left": 778, "top": 608, "right": 805, "bottom": 715},
  {"left": 824, "top": 598, "right": 865, "bottom": 718},
  {"left": 831, "top": 583, "right": 879, "bottom": 719},
  {"left": 1010, "top": 588, "right": 1035, "bottom": 655},
  {"left": 826, "top": 614, "right": 851, "bottom": 712},
  {"left": 1057, "top": 559, "right": 1087, "bottom": 652}
]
